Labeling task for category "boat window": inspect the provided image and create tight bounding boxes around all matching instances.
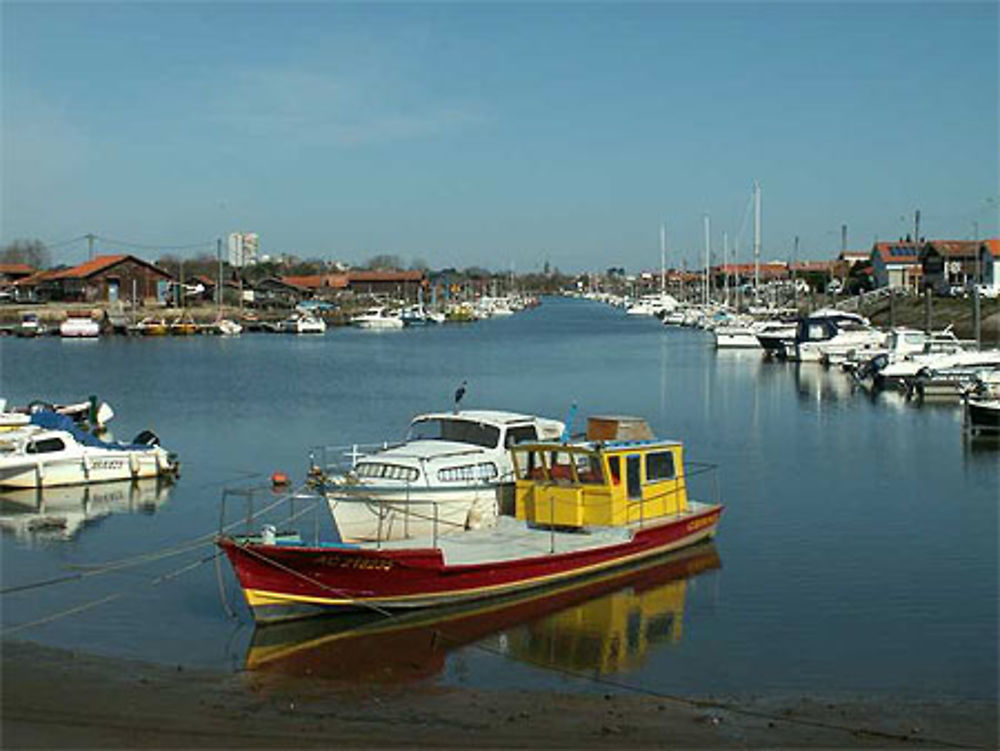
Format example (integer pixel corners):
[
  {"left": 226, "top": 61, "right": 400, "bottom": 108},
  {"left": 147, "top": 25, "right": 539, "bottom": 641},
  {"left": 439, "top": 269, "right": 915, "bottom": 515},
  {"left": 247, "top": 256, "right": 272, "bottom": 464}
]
[
  {"left": 355, "top": 463, "right": 419, "bottom": 482},
  {"left": 575, "top": 453, "right": 605, "bottom": 485},
  {"left": 513, "top": 449, "right": 546, "bottom": 480},
  {"left": 26, "top": 437, "right": 66, "bottom": 454},
  {"left": 407, "top": 418, "right": 501, "bottom": 449},
  {"left": 607, "top": 456, "right": 621, "bottom": 485},
  {"left": 505, "top": 425, "right": 538, "bottom": 448},
  {"left": 437, "top": 463, "right": 499, "bottom": 483},
  {"left": 548, "top": 451, "right": 575, "bottom": 485},
  {"left": 645, "top": 451, "right": 675, "bottom": 482},
  {"left": 626, "top": 455, "right": 642, "bottom": 499}
]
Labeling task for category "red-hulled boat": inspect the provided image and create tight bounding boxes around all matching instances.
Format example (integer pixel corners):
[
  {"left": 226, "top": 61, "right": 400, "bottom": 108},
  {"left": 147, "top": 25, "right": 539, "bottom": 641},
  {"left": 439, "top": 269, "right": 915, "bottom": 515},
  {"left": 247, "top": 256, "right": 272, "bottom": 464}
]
[{"left": 218, "top": 416, "right": 723, "bottom": 624}]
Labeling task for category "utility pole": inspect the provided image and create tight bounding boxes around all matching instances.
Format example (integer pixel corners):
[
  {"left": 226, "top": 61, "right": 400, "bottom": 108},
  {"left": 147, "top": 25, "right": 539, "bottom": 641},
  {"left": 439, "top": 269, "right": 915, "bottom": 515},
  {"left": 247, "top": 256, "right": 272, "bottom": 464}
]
[{"left": 86, "top": 233, "right": 96, "bottom": 262}]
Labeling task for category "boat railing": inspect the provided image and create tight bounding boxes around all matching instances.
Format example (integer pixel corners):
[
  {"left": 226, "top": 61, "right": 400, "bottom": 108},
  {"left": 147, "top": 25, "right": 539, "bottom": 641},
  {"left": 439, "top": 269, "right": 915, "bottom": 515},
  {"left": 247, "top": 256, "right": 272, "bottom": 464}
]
[
  {"left": 324, "top": 486, "right": 453, "bottom": 549},
  {"left": 217, "top": 482, "right": 333, "bottom": 547},
  {"left": 307, "top": 441, "right": 403, "bottom": 476}
]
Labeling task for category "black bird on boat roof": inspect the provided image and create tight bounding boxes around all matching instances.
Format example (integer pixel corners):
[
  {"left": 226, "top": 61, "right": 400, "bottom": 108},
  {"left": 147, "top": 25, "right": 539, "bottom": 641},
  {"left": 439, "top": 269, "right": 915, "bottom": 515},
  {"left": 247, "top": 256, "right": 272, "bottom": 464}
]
[{"left": 454, "top": 381, "right": 467, "bottom": 413}]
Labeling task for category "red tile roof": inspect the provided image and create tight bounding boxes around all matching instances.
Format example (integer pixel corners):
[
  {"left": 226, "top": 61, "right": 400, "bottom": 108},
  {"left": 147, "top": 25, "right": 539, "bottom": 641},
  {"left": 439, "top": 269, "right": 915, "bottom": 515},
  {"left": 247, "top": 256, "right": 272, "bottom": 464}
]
[
  {"left": 281, "top": 274, "right": 349, "bottom": 289},
  {"left": 50, "top": 254, "right": 129, "bottom": 279},
  {"left": 982, "top": 238, "right": 1000, "bottom": 258},
  {"left": 347, "top": 270, "right": 425, "bottom": 283},
  {"left": 0, "top": 263, "right": 35, "bottom": 276},
  {"left": 925, "top": 240, "right": 980, "bottom": 258},
  {"left": 12, "top": 269, "right": 61, "bottom": 286}
]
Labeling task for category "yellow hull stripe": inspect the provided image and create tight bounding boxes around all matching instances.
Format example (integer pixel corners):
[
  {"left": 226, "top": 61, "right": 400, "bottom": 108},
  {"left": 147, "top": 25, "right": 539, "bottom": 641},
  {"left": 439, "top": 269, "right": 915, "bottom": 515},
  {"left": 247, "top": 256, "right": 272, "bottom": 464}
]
[{"left": 242, "top": 522, "right": 717, "bottom": 610}]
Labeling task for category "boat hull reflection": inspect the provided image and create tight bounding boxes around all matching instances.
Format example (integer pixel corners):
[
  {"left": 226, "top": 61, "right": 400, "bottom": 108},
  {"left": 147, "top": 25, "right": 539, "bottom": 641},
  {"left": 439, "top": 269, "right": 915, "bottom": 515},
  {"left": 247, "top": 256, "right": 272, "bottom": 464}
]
[
  {"left": 0, "top": 477, "right": 173, "bottom": 542},
  {"left": 245, "top": 542, "right": 720, "bottom": 685}
]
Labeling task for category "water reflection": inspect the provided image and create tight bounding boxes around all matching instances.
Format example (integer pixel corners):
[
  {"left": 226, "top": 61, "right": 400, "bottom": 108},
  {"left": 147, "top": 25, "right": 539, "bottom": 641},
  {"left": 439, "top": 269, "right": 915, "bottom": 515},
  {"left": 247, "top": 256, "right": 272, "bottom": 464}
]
[
  {"left": 244, "top": 542, "right": 720, "bottom": 687},
  {"left": 793, "top": 364, "right": 857, "bottom": 406},
  {"left": 0, "top": 478, "right": 173, "bottom": 543}
]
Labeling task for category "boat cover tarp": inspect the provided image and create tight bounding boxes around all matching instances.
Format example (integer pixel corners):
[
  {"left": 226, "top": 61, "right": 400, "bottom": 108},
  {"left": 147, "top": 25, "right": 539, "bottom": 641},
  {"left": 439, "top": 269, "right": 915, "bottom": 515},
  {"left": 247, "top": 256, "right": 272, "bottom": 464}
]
[{"left": 29, "top": 411, "right": 153, "bottom": 451}]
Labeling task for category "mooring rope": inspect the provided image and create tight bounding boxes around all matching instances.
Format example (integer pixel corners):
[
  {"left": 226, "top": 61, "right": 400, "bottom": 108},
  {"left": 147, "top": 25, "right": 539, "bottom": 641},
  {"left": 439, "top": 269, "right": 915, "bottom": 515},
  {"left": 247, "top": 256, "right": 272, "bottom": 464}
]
[{"left": 0, "top": 481, "right": 319, "bottom": 596}]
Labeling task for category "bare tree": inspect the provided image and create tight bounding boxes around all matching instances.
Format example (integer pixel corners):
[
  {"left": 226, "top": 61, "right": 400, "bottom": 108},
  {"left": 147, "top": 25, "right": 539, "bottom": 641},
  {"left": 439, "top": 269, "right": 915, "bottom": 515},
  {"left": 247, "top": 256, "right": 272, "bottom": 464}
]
[
  {"left": 1, "top": 238, "right": 50, "bottom": 268},
  {"left": 365, "top": 254, "right": 404, "bottom": 270}
]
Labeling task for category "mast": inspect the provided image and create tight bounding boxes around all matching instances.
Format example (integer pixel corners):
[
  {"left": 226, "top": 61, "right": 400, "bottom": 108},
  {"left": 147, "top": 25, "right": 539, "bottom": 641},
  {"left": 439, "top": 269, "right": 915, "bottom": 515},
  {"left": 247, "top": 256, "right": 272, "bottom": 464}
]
[
  {"left": 723, "top": 231, "right": 729, "bottom": 307},
  {"left": 703, "top": 213, "right": 711, "bottom": 306},
  {"left": 753, "top": 180, "right": 762, "bottom": 295},
  {"left": 659, "top": 224, "right": 666, "bottom": 297}
]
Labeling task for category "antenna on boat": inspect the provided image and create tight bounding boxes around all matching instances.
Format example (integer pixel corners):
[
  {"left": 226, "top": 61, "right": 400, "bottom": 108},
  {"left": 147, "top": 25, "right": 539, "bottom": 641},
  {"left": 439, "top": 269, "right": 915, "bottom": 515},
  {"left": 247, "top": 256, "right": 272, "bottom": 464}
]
[{"left": 560, "top": 403, "right": 577, "bottom": 442}]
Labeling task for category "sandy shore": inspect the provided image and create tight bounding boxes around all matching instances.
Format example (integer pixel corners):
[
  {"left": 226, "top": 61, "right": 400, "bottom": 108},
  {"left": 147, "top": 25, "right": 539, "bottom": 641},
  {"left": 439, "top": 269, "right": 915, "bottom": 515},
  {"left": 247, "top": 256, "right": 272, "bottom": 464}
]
[{"left": 2, "top": 639, "right": 996, "bottom": 749}]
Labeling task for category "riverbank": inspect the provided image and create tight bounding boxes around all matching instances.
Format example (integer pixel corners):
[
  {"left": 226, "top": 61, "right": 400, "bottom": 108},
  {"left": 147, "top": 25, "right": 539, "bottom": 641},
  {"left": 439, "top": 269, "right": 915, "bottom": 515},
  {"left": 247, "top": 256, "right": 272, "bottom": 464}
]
[{"left": 2, "top": 640, "right": 995, "bottom": 749}]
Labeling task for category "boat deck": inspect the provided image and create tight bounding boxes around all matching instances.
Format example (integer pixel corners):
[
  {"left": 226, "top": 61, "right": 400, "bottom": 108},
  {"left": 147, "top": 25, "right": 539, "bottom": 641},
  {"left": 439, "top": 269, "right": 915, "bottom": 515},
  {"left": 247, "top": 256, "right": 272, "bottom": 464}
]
[{"left": 367, "top": 502, "right": 715, "bottom": 566}]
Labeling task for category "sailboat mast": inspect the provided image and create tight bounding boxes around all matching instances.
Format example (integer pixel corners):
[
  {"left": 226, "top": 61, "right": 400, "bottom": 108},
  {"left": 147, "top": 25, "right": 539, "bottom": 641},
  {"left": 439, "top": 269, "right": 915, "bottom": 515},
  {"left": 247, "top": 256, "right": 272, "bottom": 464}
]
[
  {"left": 723, "top": 231, "right": 729, "bottom": 307},
  {"left": 703, "top": 213, "right": 711, "bottom": 306},
  {"left": 753, "top": 180, "right": 762, "bottom": 295},
  {"left": 659, "top": 224, "right": 666, "bottom": 296}
]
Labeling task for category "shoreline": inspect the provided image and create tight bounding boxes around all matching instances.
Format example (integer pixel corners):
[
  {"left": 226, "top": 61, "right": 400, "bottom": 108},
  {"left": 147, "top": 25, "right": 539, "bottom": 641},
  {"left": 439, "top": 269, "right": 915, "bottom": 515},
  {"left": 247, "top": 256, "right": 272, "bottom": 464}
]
[{"left": 3, "top": 639, "right": 996, "bottom": 749}]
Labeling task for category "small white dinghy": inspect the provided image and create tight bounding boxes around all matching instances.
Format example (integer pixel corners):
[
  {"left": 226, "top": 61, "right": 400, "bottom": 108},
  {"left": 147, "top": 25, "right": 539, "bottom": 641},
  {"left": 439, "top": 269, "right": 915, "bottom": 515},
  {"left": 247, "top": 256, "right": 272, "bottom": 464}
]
[{"left": 0, "top": 412, "right": 179, "bottom": 489}]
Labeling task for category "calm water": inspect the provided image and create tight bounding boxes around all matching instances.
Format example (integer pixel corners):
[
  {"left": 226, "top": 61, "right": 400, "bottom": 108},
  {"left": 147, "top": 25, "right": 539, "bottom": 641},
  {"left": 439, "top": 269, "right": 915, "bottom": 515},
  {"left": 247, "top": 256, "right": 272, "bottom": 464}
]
[{"left": 1, "top": 297, "right": 996, "bottom": 701}]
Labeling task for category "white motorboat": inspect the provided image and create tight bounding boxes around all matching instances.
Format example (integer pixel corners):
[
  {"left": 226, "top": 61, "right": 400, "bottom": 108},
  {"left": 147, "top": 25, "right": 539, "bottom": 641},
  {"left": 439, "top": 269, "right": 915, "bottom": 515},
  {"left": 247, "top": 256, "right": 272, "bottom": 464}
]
[
  {"left": 214, "top": 317, "right": 244, "bottom": 336},
  {"left": 59, "top": 315, "right": 100, "bottom": 338},
  {"left": 351, "top": 307, "right": 404, "bottom": 329},
  {"left": 0, "top": 396, "right": 114, "bottom": 433},
  {"left": 848, "top": 328, "right": 975, "bottom": 389},
  {"left": 318, "top": 410, "right": 564, "bottom": 542},
  {"left": 17, "top": 313, "right": 46, "bottom": 337},
  {"left": 905, "top": 352, "right": 1000, "bottom": 401},
  {"left": 789, "top": 309, "right": 884, "bottom": 363},
  {"left": 754, "top": 320, "right": 798, "bottom": 357},
  {"left": 0, "top": 412, "right": 178, "bottom": 489},
  {"left": 713, "top": 316, "right": 763, "bottom": 349},
  {"left": 283, "top": 313, "right": 327, "bottom": 334}
]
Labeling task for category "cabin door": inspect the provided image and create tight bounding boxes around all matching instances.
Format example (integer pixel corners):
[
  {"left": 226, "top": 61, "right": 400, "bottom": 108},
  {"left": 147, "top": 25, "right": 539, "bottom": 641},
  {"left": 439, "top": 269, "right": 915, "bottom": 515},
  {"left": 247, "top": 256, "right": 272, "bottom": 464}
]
[{"left": 626, "top": 455, "right": 642, "bottom": 500}]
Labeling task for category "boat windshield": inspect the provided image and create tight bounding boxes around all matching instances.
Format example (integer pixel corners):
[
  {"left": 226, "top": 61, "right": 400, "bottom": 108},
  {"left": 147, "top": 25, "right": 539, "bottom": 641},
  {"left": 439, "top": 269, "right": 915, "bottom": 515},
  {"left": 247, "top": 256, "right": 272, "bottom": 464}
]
[{"left": 407, "top": 418, "right": 501, "bottom": 448}]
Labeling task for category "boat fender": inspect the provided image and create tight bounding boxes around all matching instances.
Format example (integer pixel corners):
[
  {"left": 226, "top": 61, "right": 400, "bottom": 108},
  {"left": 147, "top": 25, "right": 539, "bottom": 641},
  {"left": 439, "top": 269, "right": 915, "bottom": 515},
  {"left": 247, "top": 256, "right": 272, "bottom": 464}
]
[
  {"left": 261, "top": 524, "right": 277, "bottom": 545},
  {"left": 129, "top": 452, "right": 139, "bottom": 478},
  {"left": 132, "top": 430, "right": 160, "bottom": 447}
]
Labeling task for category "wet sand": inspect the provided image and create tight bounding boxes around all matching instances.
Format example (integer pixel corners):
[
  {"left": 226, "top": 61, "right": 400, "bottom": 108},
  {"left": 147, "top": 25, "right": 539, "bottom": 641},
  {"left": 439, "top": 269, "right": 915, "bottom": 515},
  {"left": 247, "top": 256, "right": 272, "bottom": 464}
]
[{"left": 2, "top": 640, "right": 996, "bottom": 749}]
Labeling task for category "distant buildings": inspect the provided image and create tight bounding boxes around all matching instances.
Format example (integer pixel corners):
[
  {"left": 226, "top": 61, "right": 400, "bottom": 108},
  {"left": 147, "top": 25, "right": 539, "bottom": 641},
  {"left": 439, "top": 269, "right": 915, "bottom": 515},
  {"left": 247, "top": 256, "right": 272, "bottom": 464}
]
[
  {"left": 228, "top": 232, "right": 259, "bottom": 268},
  {"left": 12, "top": 254, "right": 173, "bottom": 303}
]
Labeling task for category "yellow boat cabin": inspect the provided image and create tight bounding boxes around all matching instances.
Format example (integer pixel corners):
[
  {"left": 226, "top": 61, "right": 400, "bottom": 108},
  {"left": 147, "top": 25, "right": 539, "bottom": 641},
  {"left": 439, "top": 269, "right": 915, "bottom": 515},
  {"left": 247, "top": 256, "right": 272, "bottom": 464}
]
[{"left": 511, "top": 416, "right": 689, "bottom": 529}]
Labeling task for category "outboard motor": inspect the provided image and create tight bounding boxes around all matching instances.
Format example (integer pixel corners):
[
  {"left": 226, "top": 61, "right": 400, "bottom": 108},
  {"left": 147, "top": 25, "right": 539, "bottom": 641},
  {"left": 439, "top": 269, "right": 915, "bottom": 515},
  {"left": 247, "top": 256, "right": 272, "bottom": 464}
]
[{"left": 132, "top": 429, "right": 160, "bottom": 447}]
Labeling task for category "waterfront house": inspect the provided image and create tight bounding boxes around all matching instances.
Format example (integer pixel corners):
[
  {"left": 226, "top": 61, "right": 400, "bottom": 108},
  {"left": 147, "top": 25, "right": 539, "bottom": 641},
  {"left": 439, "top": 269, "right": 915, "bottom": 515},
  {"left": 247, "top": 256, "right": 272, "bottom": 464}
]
[
  {"left": 920, "top": 240, "right": 982, "bottom": 295},
  {"left": 870, "top": 241, "right": 923, "bottom": 291},
  {"left": 979, "top": 238, "right": 1000, "bottom": 295},
  {"left": 346, "top": 270, "right": 427, "bottom": 301},
  {"left": 281, "top": 274, "right": 349, "bottom": 300},
  {"left": 11, "top": 255, "right": 173, "bottom": 304},
  {"left": 250, "top": 277, "right": 307, "bottom": 308},
  {"left": 0, "top": 263, "right": 36, "bottom": 302}
]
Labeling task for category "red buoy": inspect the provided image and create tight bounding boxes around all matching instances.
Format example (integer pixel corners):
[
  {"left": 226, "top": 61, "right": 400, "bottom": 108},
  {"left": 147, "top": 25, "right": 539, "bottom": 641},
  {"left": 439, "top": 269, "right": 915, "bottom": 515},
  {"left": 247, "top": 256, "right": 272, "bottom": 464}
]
[{"left": 271, "top": 471, "right": 290, "bottom": 487}]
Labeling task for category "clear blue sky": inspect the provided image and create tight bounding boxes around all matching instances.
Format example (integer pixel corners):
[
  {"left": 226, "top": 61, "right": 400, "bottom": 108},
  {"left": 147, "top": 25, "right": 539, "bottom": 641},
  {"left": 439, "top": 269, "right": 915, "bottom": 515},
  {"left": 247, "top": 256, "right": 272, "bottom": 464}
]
[{"left": 2, "top": 1, "right": 997, "bottom": 273}]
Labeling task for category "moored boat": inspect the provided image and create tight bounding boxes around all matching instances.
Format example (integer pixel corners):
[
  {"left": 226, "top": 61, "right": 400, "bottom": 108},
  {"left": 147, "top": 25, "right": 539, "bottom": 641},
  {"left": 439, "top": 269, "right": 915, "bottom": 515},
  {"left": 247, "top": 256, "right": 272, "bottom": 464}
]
[
  {"left": 218, "top": 415, "right": 723, "bottom": 623},
  {"left": 318, "top": 409, "right": 564, "bottom": 542},
  {"left": 0, "top": 412, "right": 178, "bottom": 488},
  {"left": 283, "top": 313, "right": 327, "bottom": 334},
  {"left": 59, "top": 314, "right": 100, "bottom": 338},
  {"left": 351, "top": 307, "right": 404, "bottom": 329}
]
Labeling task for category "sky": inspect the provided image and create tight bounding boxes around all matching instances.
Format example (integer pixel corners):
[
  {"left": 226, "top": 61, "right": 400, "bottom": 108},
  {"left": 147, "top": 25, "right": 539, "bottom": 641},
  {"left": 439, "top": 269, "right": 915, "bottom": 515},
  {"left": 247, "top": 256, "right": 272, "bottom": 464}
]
[{"left": 2, "top": 1, "right": 997, "bottom": 273}]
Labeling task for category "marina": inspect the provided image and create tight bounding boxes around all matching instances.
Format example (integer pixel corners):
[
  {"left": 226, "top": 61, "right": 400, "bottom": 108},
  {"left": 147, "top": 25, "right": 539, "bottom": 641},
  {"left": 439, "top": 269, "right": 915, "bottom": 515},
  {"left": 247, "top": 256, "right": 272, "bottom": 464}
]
[{"left": 1, "top": 297, "right": 995, "bottom": 711}]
